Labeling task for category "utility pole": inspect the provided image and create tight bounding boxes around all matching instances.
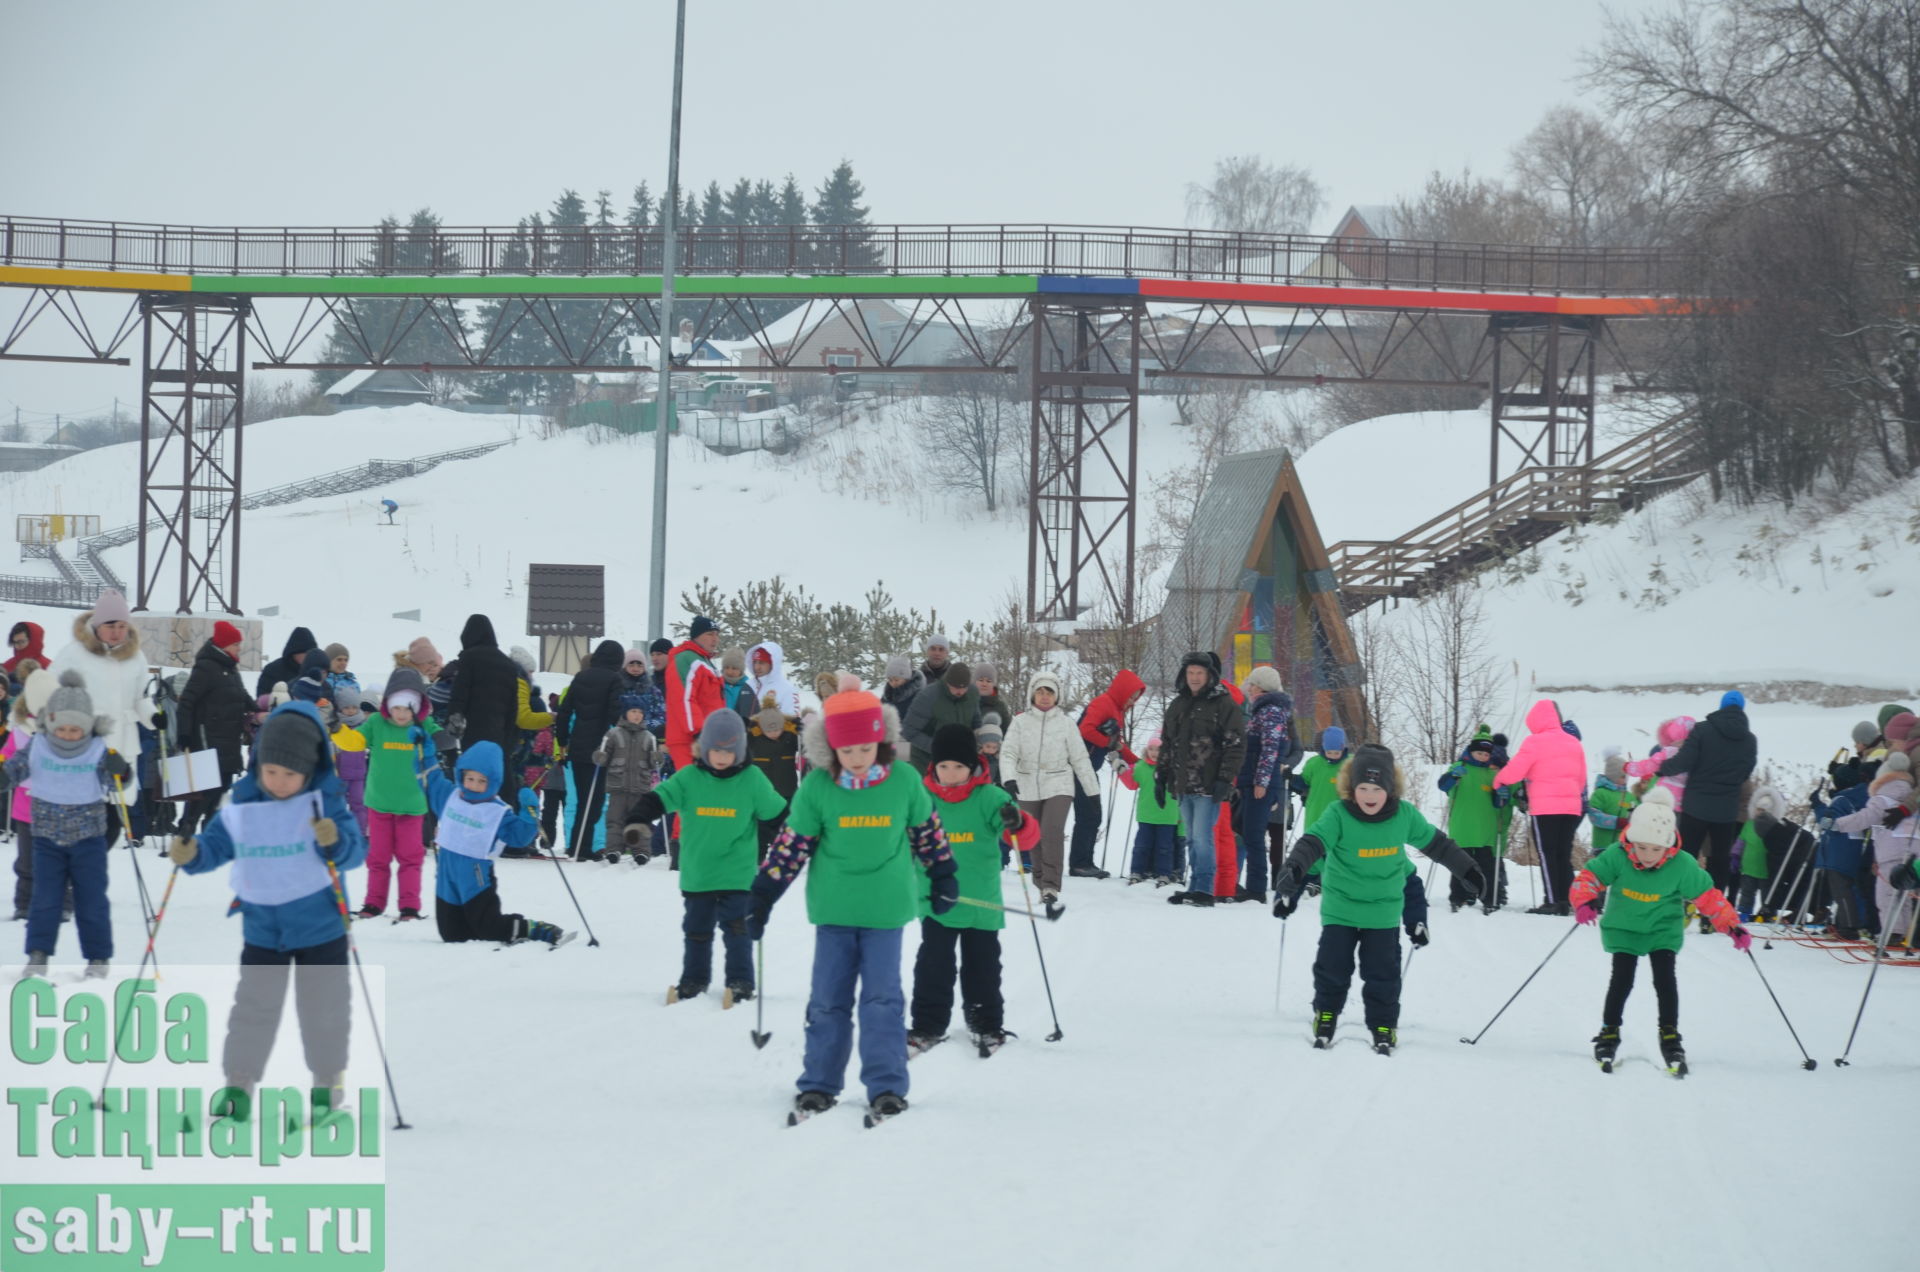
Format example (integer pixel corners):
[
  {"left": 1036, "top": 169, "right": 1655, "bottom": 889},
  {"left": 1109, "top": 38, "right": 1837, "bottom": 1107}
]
[{"left": 646, "top": 0, "right": 689, "bottom": 643}]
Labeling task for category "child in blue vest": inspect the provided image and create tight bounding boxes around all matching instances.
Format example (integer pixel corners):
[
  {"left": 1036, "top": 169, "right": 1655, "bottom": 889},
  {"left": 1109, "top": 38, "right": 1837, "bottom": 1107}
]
[
  {"left": 426, "top": 740, "right": 569, "bottom": 947},
  {"left": 169, "top": 701, "right": 365, "bottom": 1112},
  {"left": 8, "top": 670, "right": 132, "bottom": 979}
]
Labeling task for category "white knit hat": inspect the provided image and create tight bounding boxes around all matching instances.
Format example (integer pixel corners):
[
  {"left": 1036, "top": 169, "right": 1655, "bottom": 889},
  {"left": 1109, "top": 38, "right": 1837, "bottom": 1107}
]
[{"left": 1625, "top": 786, "right": 1679, "bottom": 848}]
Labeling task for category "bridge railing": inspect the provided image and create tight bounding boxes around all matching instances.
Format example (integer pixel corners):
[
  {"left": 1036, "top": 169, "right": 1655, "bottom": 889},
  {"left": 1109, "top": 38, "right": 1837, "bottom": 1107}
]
[{"left": 0, "top": 216, "right": 1692, "bottom": 296}]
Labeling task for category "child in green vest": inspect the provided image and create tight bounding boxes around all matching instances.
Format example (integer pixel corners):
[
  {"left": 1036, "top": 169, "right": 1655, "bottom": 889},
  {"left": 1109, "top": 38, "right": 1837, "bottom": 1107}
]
[
  {"left": 1438, "top": 726, "right": 1508, "bottom": 915},
  {"left": 1272, "top": 742, "right": 1483, "bottom": 1055},
  {"left": 356, "top": 669, "right": 439, "bottom": 919},
  {"left": 1570, "top": 787, "right": 1749, "bottom": 1075},
  {"left": 635, "top": 710, "right": 788, "bottom": 1004},
  {"left": 908, "top": 724, "right": 1038, "bottom": 1056},
  {"left": 1586, "top": 747, "right": 1637, "bottom": 858},
  {"left": 1118, "top": 733, "right": 1181, "bottom": 884},
  {"left": 749, "top": 688, "right": 959, "bottom": 1125}
]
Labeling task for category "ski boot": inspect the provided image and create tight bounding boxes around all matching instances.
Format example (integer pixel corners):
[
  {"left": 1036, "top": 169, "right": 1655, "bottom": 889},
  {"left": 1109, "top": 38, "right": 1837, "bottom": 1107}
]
[
  {"left": 667, "top": 980, "right": 708, "bottom": 1004},
  {"left": 355, "top": 904, "right": 383, "bottom": 919},
  {"left": 906, "top": 1031, "right": 947, "bottom": 1059},
  {"left": 864, "top": 1092, "right": 908, "bottom": 1127},
  {"left": 84, "top": 959, "right": 110, "bottom": 980},
  {"left": 1155, "top": 875, "right": 1173, "bottom": 887},
  {"left": 212, "top": 1077, "right": 257, "bottom": 1124},
  {"left": 971, "top": 1027, "right": 1014, "bottom": 1058},
  {"left": 18, "top": 951, "right": 48, "bottom": 980},
  {"left": 1371, "top": 1026, "right": 1397, "bottom": 1056},
  {"left": 396, "top": 908, "right": 425, "bottom": 922},
  {"left": 1658, "top": 1030, "right": 1687, "bottom": 1077},
  {"left": 1449, "top": 901, "right": 1464, "bottom": 914},
  {"left": 1592, "top": 1026, "right": 1621, "bottom": 1073},
  {"left": 722, "top": 981, "right": 754, "bottom": 1008},
  {"left": 525, "top": 920, "right": 565, "bottom": 947},
  {"left": 1127, "top": 872, "right": 1147, "bottom": 884},
  {"left": 1312, "top": 1011, "right": 1338, "bottom": 1049},
  {"left": 311, "top": 1071, "right": 349, "bottom": 1122},
  {"left": 788, "top": 1090, "right": 836, "bottom": 1126},
  {"left": 602, "top": 850, "right": 624, "bottom": 865}
]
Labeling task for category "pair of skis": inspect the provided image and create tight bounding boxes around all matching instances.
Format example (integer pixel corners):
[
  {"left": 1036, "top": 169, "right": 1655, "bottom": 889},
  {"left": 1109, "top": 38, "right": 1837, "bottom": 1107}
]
[
  {"left": 786, "top": 1097, "right": 905, "bottom": 1129},
  {"left": 664, "top": 985, "right": 750, "bottom": 1008}
]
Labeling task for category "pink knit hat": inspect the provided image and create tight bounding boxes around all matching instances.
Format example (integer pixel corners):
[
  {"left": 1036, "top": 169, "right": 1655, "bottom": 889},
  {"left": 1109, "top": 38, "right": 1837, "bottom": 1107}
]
[
  {"left": 91, "top": 589, "right": 131, "bottom": 627},
  {"left": 407, "top": 637, "right": 443, "bottom": 672}
]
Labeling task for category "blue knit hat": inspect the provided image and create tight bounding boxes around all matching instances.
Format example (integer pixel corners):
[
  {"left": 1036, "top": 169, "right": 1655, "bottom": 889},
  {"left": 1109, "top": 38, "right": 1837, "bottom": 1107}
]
[
  {"left": 1322, "top": 726, "right": 1347, "bottom": 753},
  {"left": 1721, "top": 690, "right": 1746, "bottom": 710},
  {"left": 617, "top": 692, "right": 646, "bottom": 714}
]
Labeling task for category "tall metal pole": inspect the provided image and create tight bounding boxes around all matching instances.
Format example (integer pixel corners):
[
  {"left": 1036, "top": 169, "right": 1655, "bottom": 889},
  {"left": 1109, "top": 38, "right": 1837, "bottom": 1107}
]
[{"left": 646, "top": 0, "right": 688, "bottom": 642}]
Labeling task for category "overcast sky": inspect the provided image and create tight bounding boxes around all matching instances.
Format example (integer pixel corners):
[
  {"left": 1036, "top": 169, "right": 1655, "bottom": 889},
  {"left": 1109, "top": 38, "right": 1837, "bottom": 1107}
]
[{"left": 1, "top": 0, "right": 1669, "bottom": 420}]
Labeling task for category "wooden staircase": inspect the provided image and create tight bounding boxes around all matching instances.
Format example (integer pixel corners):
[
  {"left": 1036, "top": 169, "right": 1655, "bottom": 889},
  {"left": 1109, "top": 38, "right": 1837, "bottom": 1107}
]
[{"left": 1327, "top": 411, "right": 1700, "bottom": 612}]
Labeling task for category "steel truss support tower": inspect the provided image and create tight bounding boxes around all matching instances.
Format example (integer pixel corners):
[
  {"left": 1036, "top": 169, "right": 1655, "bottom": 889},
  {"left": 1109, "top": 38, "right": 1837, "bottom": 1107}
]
[
  {"left": 1027, "top": 297, "right": 1142, "bottom": 624},
  {"left": 137, "top": 295, "right": 248, "bottom": 615},
  {"left": 1489, "top": 313, "right": 1599, "bottom": 482}
]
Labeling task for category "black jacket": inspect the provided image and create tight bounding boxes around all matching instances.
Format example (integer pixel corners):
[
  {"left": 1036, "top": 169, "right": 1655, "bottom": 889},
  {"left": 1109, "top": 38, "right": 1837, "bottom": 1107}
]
[
  {"left": 255, "top": 626, "right": 317, "bottom": 698},
  {"left": 557, "top": 640, "right": 628, "bottom": 751},
  {"left": 175, "top": 640, "right": 252, "bottom": 781},
  {"left": 446, "top": 615, "right": 522, "bottom": 753},
  {"left": 1657, "top": 705, "right": 1758, "bottom": 823},
  {"left": 1158, "top": 654, "right": 1247, "bottom": 800}
]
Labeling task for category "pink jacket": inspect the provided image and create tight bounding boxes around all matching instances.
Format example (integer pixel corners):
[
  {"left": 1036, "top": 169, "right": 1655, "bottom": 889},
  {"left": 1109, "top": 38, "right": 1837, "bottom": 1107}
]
[
  {"left": 1495, "top": 699, "right": 1589, "bottom": 816},
  {"left": 1622, "top": 717, "right": 1693, "bottom": 810},
  {"left": 2, "top": 732, "right": 27, "bottom": 824}
]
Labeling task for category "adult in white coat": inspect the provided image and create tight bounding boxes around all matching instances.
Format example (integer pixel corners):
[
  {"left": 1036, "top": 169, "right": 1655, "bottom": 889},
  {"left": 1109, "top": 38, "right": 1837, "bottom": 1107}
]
[
  {"left": 747, "top": 640, "right": 803, "bottom": 718},
  {"left": 49, "top": 589, "right": 153, "bottom": 830},
  {"left": 998, "top": 670, "right": 1098, "bottom": 905}
]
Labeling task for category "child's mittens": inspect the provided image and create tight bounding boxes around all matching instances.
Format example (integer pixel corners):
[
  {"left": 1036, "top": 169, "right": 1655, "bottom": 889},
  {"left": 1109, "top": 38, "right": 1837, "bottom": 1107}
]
[
  {"left": 591, "top": 750, "right": 608, "bottom": 766},
  {"left": 103, "top": 750, "right": 132, "bottom": 781},
  {"left": 1729, "top": 926, "right": 1753, "bottom": 952},
  {"left": 312, "top": 818, "right": 340, "bottom": 851},
  {"left": 929, "top": 872, "right": 959, "bottom": 916},
  {"left": 167, "top": 836, "right": 198, "bottom": 865},
  {"left": 1406, "top": 920, "right": 1429, "bottom": 948},
  {"left": 999, "top": 803, "right": 1023, "bottom": 833},
  {"left": 518, "top": 789, "right": 540, "bottom": 814},
  {"left": 1574, "top": 903, "right": 1599, "bottom": 925},
  {"left": 1891, "top": 857, "right": 1920, "bottom": 893},
  {"left": 1270, "top": 869, "right": 1300, "bottom": 918}
]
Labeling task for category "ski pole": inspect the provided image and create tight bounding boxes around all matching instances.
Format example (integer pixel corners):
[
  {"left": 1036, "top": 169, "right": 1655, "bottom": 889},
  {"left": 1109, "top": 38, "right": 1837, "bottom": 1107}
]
[
  {"left": 325, "top": 859, "right": 412, "bottom": 1129},
  {"left": 1742, "top": 949, "right": 1817, "bottom": 1070},
  {"left": 1833, "top": 888, "right": 1902, "bottom": 1067},
  {"left": 1778, "top": 830, "right": 1819, "bottom": 931},
  {"left": 750, "top": 939, "right": 771, "bottom": 1049},
  {"left": 110, "top": 773, "right": 157, "bottom": 936},
  {"left": 94, "top": 865, "right": 181, "bottom": 1110},
  {"left": 1272, "top": 911, "right": 1288, "bottom": 1016},
  {"left": 570, "top": 763, "right": 604, "bottom": 861},
  {"left": 1458, "top": 921, "right": 1581, "bottom": 1046},
  {"left": 1096, "top": 757, "right": 1118, "bottom": 874},
  {"left": 951, "top": 894, "right": 1055, "bottom": 922},
  {"left": 1758, "top": 823, "right": 1810, "bottom": 921},
  {"left": 544, "top": 829, "right": 602, "bottom": 946},
  {"left": 1009, "top": 831, "right": 1063, "bottom": 1041}
]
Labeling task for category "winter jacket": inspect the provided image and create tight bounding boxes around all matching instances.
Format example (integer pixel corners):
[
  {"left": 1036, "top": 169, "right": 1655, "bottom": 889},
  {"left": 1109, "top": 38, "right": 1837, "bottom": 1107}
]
[
  {"left": 1833, "top": 770, "right": 1913, "bottom": 838},
  {"left": 427, "top": 742, "right": 540, "bottom": 906},
  {"left": 635, "top": 675, "right": 667, "bottom": 740},
  {"left": 555, "top": 640, "right": 627, "bottom": 752},
  {"left": 978, "top": 692, "right": 1012, "bottom": 733},
  {"left": 1494, "top": 700, "right": 1588, "bottom": 817},
  {"left": 749, "top": 716, "right": 800, "bottom": 802},
  {"left": 747, "top": 641, "right": 803, "bottom": 718},
  {"left": 918, "top": 766, "right": 1039, "bottom": 930},
  {"left": 882, "top": 669, "right": 925, "bottom": 724},
  {"left": 1656, "top": 705, "right": 1757, "bottom": 824},
  {"left": 1622, "top": 717, "right": 1693, "bottom": 810},
  {"left": 1812, "top": 783, "right": 1873, "bottom": 874},
  {"left": 1440, "top": 746, "right": 1505, "bottom": 850},
  {"left": 48, "top": 610, "right": 152, "bottom": 805},
  {"left": 652, "top": 762, "right": 788, "bottom": 893},
  {"left": 173, "top": 638, "right": 253, "bottom": 783},
  {"left": 999, "top": 673, "right": 1100, "bottom": 801},
  {"left": 1586, "top": 776, "right": 1637, "bottom": 855},
  {"left": 1570, "top": 842, "right": 1737, "bottom": 956},
  {"left": 1290, "top": 751, "right": 1346, "bottom": 830},
  {"left": 330, "top": 722, "right": 370, "bottom": 829},
  {"left": 1829, "top": 744, "right": 1886, "bottom": 793},
  {"left": 1118, "top": 757, "right": 1180, "bottom": 826},
  {"left": 902, "top": 681, "right": 985, "bottom": 772},
  {"left": 1287, "top": 797, "right": 1469, "bottom": 929},
  {"left": 596, "top": 720, "right": 659, "bottom": 796},
  {"left": 448, "top": 615, "right": 550, "bottom": 757},
  {"left": 1156, "top": 654, "right": 1246, "bottom": 801},
  {"left": 664, "top": 639, "right": 726, "bottom": 755},
  {"left": 5, "top": 621, "right": 46, "bottom": 677},
  {"left": 254, "top": 627, "right": 317, "bottom": 699},
  {"left": 1077, "top": 669, "right": 1145, "bottom": 765},
  {"left": 182, "top": 701, "right": 367, "bottom": 952},
  {"left": 1238, "top": 689, "right": 1297, "bottom": 791}
]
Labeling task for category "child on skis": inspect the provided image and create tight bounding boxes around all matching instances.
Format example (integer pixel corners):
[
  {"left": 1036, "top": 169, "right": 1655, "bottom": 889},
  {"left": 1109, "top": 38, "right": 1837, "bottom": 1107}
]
[
  {"left": 167, "top": 701, "right": 365, "bottom": 1112},
  {"left": 4, "top": 669, "right": 53, "bottom": 923},
  {"left": 747, "top": 693, "right": 799, "bottom": 861},
  {"left": 1290, "top": 726, "right": 1347, "bottom": 830},
  {"left": 1569, "top": 787, "right": 1751, "bottom": 1075},
  {"left": 426, "top": 741, "right": 568, "bottom": 947},
  {"left": 594, "top": 693, "right": 661, "bottom": 865},
  {"left": 1118, "top": 734, "right": 1180, "bottom": 884},
  {"left": 357, "top": 670, "right": 438, "bottom": 921},
  {"left": 635, "top": 711, "right": 789, "bottom": 1002},
  {"left": 748, "top": 687, "right": 959, "bottom": 1124},
  {"left": 1271, "top": 742, "right": 1483, "bottom": 1054},
  {"left": 7, "top": 670, "right": 131, "bottom": 978},
  {"left": 331, "top": 692, "right": 373, "bottom": 836},
  {"left": 1438, "top": 726, "right": 1507, "bottom": 914},
  {"left": 910, "top": 724, "right": 1038, "bottom": 1056},
  {"left": 1587, "top": 747, "right": 1637, "bottom": 857}
]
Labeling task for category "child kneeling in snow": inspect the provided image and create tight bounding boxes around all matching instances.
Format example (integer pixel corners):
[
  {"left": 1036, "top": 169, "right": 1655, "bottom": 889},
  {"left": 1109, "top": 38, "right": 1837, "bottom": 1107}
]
[
  {"left": 1271, "top": 742, "right": 1483, "bottom": 1054},
  {"left": 1569, "top": 787, "right": 1749, "bottom": 1074},
  {"left": 632, "top": 710, "right": 787, "bottom": 1003},
  {"left": 427, "top": 741, "right": 567, "bottom": 947},
  {"left": 749, "top": 688, "right": 958, "bottom": 1123},
  {"left": 168, "top": 702, "right": 365, "bottom": 1114},
  {"left": 910, "top": 724, "right": 1038, "bottom": 1056}
]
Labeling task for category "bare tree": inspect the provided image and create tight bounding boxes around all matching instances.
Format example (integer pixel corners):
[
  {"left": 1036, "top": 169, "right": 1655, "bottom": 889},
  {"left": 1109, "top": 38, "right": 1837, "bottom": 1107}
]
[
  {"left": 917, "top": 372, "right": 1023, "bottom": 511},
  {"left": 1382, "top": 581, "right": 1501, "bottom": 764},
  {"left": 1509, "top": 105, "right": 1643, "bottom": 246},
  {"left": 1186, "top": 156, "right": 1327, "bottom": 235}
]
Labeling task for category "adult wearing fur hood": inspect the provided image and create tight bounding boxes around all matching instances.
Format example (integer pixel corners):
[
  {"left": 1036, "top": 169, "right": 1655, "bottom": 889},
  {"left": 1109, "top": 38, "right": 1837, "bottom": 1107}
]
[
  {"left": 748, "top": 640, "right": 803, "bottom": 719},
  {"left": 48, "top": 589, "right": 151, "bottom": 811}
]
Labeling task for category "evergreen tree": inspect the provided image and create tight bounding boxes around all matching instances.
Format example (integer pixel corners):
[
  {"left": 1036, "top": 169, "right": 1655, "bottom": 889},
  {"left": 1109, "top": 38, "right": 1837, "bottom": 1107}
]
[
  {"left": 472, "top": 218, "right": 544, "bottom": 402},
  {"left": 810, "top": 160, "right": 877, "bottom": 270},
  {"left": 777, "top": 174, "right": 808, "bottom": 224},
  {"left": 310, "top": 208, "right": 467, "bottom": 390},
  {"left": 625, "top": 182, "right": 654, "bottom": 227},
  {"left": 724, "top": 177, "right": 756, "bottom": 227},
  {"left": 593, "top": 189, "right": 616, "bottom": 225},
  {"left": 751, "top": 179, "right": 778, "bottom": 225}
]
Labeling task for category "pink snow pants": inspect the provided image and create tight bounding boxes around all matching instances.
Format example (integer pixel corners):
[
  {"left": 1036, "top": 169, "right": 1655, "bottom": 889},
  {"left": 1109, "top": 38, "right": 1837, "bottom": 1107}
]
[{"left": 364, "top": 811, "right": 426, "bottom": 912}]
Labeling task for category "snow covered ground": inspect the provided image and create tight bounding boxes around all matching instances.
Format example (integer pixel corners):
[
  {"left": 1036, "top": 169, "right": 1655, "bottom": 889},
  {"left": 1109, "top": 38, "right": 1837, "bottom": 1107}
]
[{"left": 8, "top": 832, "right": 1914, "bottom": 1271}]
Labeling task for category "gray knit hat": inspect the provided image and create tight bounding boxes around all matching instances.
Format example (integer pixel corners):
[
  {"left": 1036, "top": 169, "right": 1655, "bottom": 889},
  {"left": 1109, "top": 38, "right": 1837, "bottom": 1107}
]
[
  {"left": 1852, "top": 721, "right": 1880, "bottom": 748},
  {"left": 975, "top": 719, "right": 1004, "bottom": 748},
  {"left": 721, "top": 645, "right": 748, "bottom": 673},
  {"left": 1887, "top": 751, "right": 1913, "bottom": 775},
  {"left": 509, "top": 645, "right": 537, "bottom": 676},
  {"left": 695, "top": 708, "right": 747, "bottom": 765},
  {"left": 45, "top": 670, "right": 96, "bottom": 734},
  {"left": 885, "top": 653, "right": 912, "bottom": 680},
  {"left": 256, "top": 709, "right": 328, "bottom": 778},
  {"left": 325, "top": 642, "right": 350, "bottom": 663},
  {"left": 926, "top": 633, "right": 952, "bottom": 653},
  {"left": 973, "top": 662, "right": 997, "bottom": 686}
]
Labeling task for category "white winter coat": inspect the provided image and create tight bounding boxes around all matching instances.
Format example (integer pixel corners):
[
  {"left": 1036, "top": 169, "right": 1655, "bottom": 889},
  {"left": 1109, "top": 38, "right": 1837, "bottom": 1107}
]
[
  {"left": 747, "top": 640, "right": 802, "bottom": 718},
  {"left": 999, "top": 672, "right": 1099, "bottom": 801},
  {"left": 49, "top": 611, "right": 154, "bottom": 804}
]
